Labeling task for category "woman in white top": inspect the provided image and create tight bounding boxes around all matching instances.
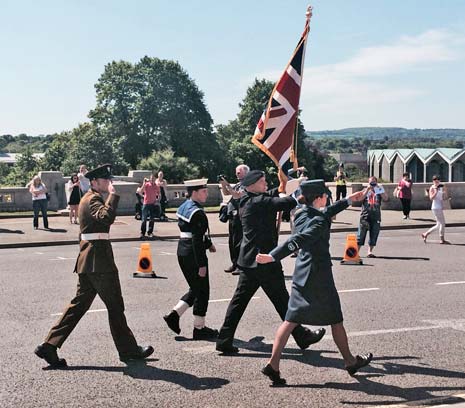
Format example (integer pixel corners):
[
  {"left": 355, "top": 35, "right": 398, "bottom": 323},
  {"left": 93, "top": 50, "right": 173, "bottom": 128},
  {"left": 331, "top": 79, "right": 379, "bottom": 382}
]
[
  {"left": 29, "top": 175, "right": 49, "bottom": 230},
  {"left": 421, "top": 175, "right": 449, "bottom": 244}
]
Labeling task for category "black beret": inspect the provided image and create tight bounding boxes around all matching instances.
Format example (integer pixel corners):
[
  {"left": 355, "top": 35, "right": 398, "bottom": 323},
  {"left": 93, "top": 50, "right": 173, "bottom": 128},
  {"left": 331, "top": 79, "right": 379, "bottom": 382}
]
[
  {"left": 85, "top": 164, "right": 114, "bottom": 180},
  {"left": 300, "top": 179, "right": 331, "bottom": 196},
  {"left": 241, "top": 170, "right": 265, "bottom": 187}
]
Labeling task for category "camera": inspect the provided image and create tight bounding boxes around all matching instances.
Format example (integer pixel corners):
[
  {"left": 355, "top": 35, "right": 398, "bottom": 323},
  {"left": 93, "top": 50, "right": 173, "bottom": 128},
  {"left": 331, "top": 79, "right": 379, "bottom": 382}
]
[
  {"left": 438, "top": 184, "right": 444, "bottom": 188},
  {"left": 217, "top": 174, "right": 226, "bottom": 182},
  {"left": 369, "top": 181, "right": 377, "bottom": 187}
]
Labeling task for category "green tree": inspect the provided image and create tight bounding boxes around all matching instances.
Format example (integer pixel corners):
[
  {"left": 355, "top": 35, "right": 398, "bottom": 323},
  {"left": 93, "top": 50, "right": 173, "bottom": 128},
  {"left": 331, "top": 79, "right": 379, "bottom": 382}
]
[
  {"left": 4, "top": 147, "right": 40, "bottom": 186},
  {"left": 89, "top": 57, "right": 221, "bottom": 177},
  {"left": 60, "top": 123, "right": 127, "bottom": 175},
  {"left": 41, "top": 132, "right": 70, "bottom": 171},
  {"left": 138, "top": 149, "right": 200, "bottom": 183}
]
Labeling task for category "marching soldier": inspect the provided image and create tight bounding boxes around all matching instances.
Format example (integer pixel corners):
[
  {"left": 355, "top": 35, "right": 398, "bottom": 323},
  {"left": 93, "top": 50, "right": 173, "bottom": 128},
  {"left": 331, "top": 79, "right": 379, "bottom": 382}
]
[
  {"left": 216, "top": 170, "right": 326, "bottom": 354},
  {"left": 163, "top": 179, "right": 219, "bottom": 340},
  {"left": 35, "top": 164, "right": 154, "bottom": 367}
]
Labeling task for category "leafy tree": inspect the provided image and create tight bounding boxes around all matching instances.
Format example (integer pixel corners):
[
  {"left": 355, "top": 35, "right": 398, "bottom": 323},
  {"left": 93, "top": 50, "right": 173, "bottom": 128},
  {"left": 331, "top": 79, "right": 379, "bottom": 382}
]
[
  {"left": 0, "top": 162, "right": 10, "bottom": 184},
  {"left": 4, "top": 147, "right": 40, "bottom": 186},
  {"left": 89, "top": 57, "right": 222, "bottom": 177},
  {"left": 41, "top": 132, "right": 70, "bottom": 171},
  {"left": 60, "top": 123, "right": 127, "bottom": 176},
  {"left": 138, "top": 149, "right": 200, "bottom": 183}
]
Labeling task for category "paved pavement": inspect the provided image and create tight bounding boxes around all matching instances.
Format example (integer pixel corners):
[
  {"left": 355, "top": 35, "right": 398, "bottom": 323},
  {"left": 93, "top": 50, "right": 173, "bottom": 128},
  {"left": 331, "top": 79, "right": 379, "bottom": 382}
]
[{"left": 1, "top": 207, "right": 465, "bottom": 248}]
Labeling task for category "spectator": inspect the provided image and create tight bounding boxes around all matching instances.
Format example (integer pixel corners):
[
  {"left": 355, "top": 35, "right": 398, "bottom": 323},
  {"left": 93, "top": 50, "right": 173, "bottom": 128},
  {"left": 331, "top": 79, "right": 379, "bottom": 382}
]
[
  {"left": 29, "top": 175, "right": 49, "bottom": 230},
  {"left": 219, "top": 164, "right": 249, "bottom": 275},
  {"left": 334, "top": 163, "right": 347, "bottom": 201},
  {"left": 155, "top": 170, "right": 168, "bottom": 221},
  {"left": 67, "top": 174, "right": 82, "bottom": 224},
  {"left": 397, "top": 172, "right": 413, "bottom": 219},
  {"left": 421, "top": 175, "right": 450, "bottom": 244},
  {"left": 78, "top": 165, "right": 90, "bottom": 194},
  {"left": 357, "top": 176, "right": 388, "bottom": 258},
  {"left": 139, "top": 174, "right": 160, "bottom": 239}
]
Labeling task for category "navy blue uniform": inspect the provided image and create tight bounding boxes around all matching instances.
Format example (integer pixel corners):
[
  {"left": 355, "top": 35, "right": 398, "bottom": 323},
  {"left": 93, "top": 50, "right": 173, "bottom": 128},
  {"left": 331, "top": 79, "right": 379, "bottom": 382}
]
[{"left": 176, "top": 199, "right": 212, "bottom": 317}]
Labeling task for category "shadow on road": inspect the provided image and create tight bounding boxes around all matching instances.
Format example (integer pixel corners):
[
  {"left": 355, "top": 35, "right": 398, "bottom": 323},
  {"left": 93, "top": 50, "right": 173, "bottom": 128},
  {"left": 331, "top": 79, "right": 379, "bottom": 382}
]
[
  {"left": 0, "top": 228, "right": 24, "bottom": 234},
  {"left": 59, "top": 360, "right": 230, "bottom": 390}
]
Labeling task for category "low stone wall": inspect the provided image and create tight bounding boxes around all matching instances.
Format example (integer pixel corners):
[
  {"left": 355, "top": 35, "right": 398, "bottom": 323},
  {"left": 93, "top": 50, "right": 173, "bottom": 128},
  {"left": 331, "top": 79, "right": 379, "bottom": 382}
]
[{"left": 1, "top": 174, "right": 465, "bottom": 214}]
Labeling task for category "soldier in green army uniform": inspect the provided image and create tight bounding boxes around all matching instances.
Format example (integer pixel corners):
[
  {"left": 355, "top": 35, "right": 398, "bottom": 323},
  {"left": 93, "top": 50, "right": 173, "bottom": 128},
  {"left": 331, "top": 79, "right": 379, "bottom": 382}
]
[{"left": 35, "top": 164, "right": 153, "bottom": 368}]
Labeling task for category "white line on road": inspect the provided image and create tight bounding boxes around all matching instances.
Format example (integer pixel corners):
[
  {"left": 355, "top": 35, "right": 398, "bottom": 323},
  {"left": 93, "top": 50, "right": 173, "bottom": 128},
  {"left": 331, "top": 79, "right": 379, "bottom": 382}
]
[
  {"left": 435, "top": 281, "right": 465, "bottom": 286},
  {"left": 209, "top": 296, "right": 260, "bottom": 303},
  {"left": 51, "top": 308, "right": 107, "bottom": 317},
  {"left": 34, "top": 252, "right": 44, "bottom": 255},
  {"left": 338, "top": 287, "right": 380, "bottom": 293},
  {"left": 49, "top": 257, "right": 75, "bottom": 260},
  {"left": 159, "top": 251, "right": 175, "bottom": 255}
]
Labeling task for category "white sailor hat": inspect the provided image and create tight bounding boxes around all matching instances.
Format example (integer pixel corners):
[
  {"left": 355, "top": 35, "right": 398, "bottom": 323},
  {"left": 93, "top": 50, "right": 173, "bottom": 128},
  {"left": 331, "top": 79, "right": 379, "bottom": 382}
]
[{"left": 184, "top": 178, "right": 208, "bottom": 191}]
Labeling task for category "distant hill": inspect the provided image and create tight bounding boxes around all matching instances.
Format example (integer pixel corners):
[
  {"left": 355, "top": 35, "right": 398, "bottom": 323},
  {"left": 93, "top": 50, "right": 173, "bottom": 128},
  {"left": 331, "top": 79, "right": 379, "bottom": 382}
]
[{"left": 306, "top": 127, "right": 465, "bottom": 140}]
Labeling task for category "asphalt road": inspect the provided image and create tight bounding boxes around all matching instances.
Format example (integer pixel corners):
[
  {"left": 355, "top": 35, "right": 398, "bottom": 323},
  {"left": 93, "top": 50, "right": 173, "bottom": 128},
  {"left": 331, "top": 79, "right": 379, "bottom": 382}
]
[{"left": 1, "top": 227, "right": 465, "bottom": 407}]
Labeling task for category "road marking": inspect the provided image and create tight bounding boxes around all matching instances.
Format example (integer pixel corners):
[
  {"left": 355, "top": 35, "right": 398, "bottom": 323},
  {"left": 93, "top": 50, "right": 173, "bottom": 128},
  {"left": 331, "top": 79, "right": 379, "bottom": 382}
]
[
  {"left": 34, "top": 252, "right": 44, "bottom": 255},
  {"left": 49, "top": 256, "right": 75, "bottom": 260},
  {"left": 159, "top": 251, "right": 175, "bottom": 255},
  {"left": 435, "top": 281, "right": 465, "bottom": 286},
  {"left": 183, "top": 321, "right": 454, "bottom": 354},
  {"left": 209, "top": 296, "right": 260, "bottom": 303},
  {"left": 51, "top": 308, "right": 107, "bottom": 317},
  {"left": 338, "top": 287, "right": 379, "bottom": 293}
]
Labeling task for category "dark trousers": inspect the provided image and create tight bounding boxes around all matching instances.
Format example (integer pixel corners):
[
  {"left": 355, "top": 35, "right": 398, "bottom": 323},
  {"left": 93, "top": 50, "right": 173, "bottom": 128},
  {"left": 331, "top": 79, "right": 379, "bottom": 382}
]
[
  {"left": 33, "top": 199, "right": 49, "bottom": 229},
  {"left": 336, "top": 185, "right": 347, "bottom": 201},
  {"left": 178, "top": 256, "right": 210, "bottom": 317},
  {"left": 228, "top": 218, "right": 242, "bottom": 267},
  {"left": 400, "top": 198, "right": 411, "bottom": 216},
  {"left": 141, "top": 204, "right": 156, "bottom": 235},
  {"left": 357, "top": 217, "right": 381, "bottom": 247},
  {"left": 216, "top": 264, "right": 309, "bottom": 348},
  {"left": 45, "top": 272, "right": 138, "bottom": 353}
]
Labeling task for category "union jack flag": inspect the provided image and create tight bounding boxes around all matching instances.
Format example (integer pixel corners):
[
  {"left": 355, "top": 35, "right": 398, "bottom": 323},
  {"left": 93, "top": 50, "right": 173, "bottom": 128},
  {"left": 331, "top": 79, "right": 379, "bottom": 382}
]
[{"left": 252, "top": 7, "right": 312, "bottom": 191}]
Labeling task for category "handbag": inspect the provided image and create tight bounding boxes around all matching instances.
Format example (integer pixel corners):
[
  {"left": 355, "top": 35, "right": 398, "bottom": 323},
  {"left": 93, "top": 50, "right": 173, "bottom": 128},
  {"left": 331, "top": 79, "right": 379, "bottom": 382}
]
[
  {"left": 392, "top": 186, "right": 400, "bottom": 198},
  {"left": 46, "top": 193, "right": 51, "bottom": 201}
]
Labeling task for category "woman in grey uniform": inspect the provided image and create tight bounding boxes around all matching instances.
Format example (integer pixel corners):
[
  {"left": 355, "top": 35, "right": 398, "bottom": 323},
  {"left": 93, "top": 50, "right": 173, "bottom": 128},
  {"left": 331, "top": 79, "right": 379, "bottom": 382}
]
[{"left": 256, "top": 179, "right": 372, "bottom": 385}]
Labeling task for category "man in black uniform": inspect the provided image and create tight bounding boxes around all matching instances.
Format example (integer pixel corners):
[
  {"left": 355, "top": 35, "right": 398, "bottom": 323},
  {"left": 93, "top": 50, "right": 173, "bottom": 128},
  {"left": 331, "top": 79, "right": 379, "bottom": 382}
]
[
  {"left": 163, "top": 179, "right": 218, "bottom": 340},
  {"left": 34, "top": 164, "right": 154, "bottom": 368},
  {"left": 219, "top": 164, "right": 249, "bottom": 274},
  {"left": 216, "top": 170, "right": 326, "bottom": 354}
]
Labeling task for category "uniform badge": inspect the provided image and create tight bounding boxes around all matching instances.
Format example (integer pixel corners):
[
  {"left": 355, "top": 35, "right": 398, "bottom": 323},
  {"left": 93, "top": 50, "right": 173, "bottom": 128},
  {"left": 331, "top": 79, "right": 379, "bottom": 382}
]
[{"left": 288, "top": 241, "right": 297, "bottom": 251}]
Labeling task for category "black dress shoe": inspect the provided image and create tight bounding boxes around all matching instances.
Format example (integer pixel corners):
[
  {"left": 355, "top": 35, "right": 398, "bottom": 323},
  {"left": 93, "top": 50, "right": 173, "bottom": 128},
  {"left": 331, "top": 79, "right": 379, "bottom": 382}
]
[
  {"left": 261, "top": 364, "right": 286, "bottom": 385},
  {"left": 215, "top": 343, "right": 239, "bottom": 354},
  {"left": 346, "top": 353, "right": 373, "bottom": 376},
  {"left": 295, "top": 328, "right": 326, "bottom": 350},
  {"left": 231, "top": 269, "right": 241, "bottom": 276},
  {"left": 163, "top": 310, "right": 181, "bottom": 334},
  {"left": 34, "top": 343, "right": 67, "bottom": 368},
  {"left": 119, "top": 345, "right": 154, "bottom": 362},
  {"left": 224, "top": 265, "right": 236, "bottom": 273},
  {"left": 193, "top": 326, "right": 219, "bottom": 340}
]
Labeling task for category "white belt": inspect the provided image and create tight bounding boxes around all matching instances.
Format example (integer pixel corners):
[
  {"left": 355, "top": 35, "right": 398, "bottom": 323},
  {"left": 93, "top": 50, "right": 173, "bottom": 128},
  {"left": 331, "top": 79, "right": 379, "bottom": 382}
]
[
  {"left": 180, "top": 232, "right": 193, "bottom": 238},
  {"left": 81, "top": 233, "right": 110, "bottom": 241}
]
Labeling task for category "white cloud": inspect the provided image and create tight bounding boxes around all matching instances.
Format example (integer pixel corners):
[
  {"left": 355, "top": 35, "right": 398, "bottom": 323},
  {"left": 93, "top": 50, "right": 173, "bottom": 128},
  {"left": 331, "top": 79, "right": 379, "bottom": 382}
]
[{"left": 255, "top": 28, "right": 465, "bottom": 111}]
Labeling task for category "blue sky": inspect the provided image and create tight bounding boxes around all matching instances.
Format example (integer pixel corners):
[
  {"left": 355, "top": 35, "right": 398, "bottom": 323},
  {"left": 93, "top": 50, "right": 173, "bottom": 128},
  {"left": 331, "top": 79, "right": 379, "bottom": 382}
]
[{"left": 1, "top": 0, "right": 465, "bottom": 135}]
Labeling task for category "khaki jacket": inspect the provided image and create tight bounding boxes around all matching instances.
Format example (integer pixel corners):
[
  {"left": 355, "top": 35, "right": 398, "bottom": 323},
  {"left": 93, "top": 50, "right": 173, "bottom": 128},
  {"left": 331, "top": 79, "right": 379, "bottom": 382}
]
[{"left": 74, "top": 189, "right": 119, "bottom": 274}]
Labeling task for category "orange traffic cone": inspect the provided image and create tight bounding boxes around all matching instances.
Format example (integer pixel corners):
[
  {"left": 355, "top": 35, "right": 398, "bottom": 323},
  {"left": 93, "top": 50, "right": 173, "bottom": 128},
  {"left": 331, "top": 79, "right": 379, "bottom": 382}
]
[
  {"left": 340, "top": 234, "right": 363, "bottom": 265},
  {"left": 133, "top": 243, "right": 157, "bottom": 278}
]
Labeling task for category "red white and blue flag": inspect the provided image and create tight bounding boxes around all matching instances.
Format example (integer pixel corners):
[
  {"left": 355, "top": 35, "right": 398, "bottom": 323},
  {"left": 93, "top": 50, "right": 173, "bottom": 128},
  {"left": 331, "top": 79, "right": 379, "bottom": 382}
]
[{"left": 252, "top": 7, "right": 312, "bottom": 191}]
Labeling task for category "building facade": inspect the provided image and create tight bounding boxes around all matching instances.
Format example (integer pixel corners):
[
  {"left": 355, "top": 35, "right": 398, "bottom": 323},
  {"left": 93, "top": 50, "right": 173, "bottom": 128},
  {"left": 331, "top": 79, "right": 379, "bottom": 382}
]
[{"left": 368, "top": 148, "right": 465, "bottom": 182}]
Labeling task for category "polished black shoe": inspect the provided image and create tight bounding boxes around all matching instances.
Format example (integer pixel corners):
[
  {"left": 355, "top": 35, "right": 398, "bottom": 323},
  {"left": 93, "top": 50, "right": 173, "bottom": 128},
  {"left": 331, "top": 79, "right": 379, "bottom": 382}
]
[
  {"left": 261, "top": 364, "right": 286, "bottom": 385},
  {"left": 224, "top": 265, "right": 236, "bottom": 273},
  {"left": 34, "top": 343, "right": 67, "bottom": 368},
  {"left": 295, "top": 328, "right": 326, "bottom": 350},
  {"left": 346, "top": 353, "right": 373, "bottom": 376},
  {"left": 231, "top": 269, "right": 241, "bottom": 276},
  {"left": 193, "top": 326, "right": 219, "bottom": 340},
  {"left": 119, "top": 345, "right": 154, "bottom": 362},
  {"left": 215, "top": 343, "right": 239, "bottom": 354},
  {"left": 163, "top": 310, "right": 181, "bottom": 334}
]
